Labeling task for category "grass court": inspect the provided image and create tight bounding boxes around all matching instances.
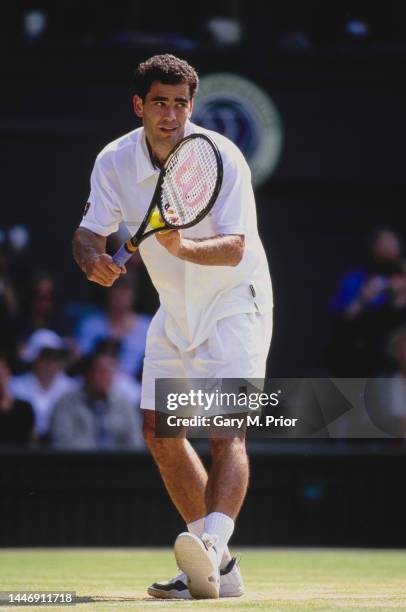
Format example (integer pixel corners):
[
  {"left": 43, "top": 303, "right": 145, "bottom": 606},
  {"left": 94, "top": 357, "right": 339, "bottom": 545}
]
[{"left": 1, "top": 548, "right": 406, "bottom": 610}]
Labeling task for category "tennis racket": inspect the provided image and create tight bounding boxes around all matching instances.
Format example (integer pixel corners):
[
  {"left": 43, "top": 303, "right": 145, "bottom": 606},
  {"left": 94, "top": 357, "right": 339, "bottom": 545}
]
[{"left": 113, "top": 133, "right": 223, "bottom": 266}]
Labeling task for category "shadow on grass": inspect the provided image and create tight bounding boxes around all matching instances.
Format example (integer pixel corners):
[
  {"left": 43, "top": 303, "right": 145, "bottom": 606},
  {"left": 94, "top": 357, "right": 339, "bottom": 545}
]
[{"left": 75, "top": 595, "right": 182, "bottom": 603}]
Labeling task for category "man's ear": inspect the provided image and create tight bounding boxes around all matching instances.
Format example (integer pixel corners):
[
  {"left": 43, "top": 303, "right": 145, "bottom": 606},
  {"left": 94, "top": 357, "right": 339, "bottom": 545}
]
[
  {"left": 189, "top": 98, "right": 194, "bottom": 118},
  {"left": 133, "top": 95, "right": 143, "bottom": 118}
]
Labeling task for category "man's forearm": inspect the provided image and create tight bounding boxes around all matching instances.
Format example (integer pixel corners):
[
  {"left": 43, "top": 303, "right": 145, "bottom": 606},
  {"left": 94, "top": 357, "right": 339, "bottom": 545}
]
[
  {"left": 178, "top": 235, "right": 244, "bottom": 266},
  {"left": 72, "top": 227, "right": 106, "bottom": 275}
]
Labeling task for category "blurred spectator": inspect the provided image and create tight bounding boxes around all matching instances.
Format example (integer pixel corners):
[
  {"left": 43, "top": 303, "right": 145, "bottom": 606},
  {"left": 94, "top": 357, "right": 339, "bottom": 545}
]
[
  {"left": 0, "top": 353, "right": 34, "bottom": 447},
  {"left": 50, "top": 350, "right": 143, "bottom": 450},
  {"left": 9, "top": 329, "right": 77, "bottom": 440},
  {"left": 75, "top": 275, "right": 151, "bottom": 379},
  {"left": 69, "top": 338, "right": 142, "bottom": 410},
  {"left": 17, "top": 272, "right": 69, "bottom": 343},
  {"left": 20, "top": 272, "right": 55, "bottom": 333},
  {"left": 326, "top": 228, "right": 406, "bottom": 376}
]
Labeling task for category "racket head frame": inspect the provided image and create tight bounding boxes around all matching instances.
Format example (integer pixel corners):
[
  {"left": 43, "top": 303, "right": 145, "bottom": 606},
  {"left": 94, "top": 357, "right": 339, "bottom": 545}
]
[{"left": 126, "top": 133, "right": 223, "bottom": 251}]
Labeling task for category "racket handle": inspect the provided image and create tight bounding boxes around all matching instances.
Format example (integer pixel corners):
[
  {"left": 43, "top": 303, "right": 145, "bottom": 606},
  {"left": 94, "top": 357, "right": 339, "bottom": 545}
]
[{"left": 112, "top": 244, "right": 135, "bottom": 267}]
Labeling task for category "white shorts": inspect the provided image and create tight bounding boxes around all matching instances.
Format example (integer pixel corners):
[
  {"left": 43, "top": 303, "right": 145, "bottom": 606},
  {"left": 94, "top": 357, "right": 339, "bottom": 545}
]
[{"left": 141, "top": 308, "right": 273, "bottom": 411}]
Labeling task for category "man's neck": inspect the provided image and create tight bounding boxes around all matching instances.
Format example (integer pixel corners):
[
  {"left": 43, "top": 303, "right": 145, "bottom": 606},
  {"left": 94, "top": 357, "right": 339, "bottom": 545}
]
[
  {"left": 145, "top": 137, "right": 164, "bottom": 169},
  {"left": 145, "top": 124, "right": 189, "bottom": 167}
]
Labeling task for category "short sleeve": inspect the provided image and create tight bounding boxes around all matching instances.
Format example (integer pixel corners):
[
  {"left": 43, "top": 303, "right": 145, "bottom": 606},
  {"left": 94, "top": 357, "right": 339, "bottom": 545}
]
[
  {"left": 80, "top": 154, "right": 122, "bottom": 236},
  {"left": 210, "top": 152, "right": 252, "bottom": 236}
]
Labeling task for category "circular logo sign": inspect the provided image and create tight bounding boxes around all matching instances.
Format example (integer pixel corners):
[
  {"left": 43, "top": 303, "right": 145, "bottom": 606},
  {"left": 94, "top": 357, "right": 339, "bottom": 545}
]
[{"left": 193, "top": 73, "right": 283, "bottom": 187}]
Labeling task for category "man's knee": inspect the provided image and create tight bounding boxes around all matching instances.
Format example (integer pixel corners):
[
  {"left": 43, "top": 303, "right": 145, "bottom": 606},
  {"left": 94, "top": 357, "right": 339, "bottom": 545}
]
[
  {"left": 209, "top": 436, "right": 247, "bottom": 459},
  {"left": 142, "top": 409, "right": 185, "bottom": 459}
]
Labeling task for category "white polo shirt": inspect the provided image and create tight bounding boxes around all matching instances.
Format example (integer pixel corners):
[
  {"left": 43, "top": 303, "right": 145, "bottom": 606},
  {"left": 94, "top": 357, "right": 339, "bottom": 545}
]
[{"left": 80, "top": 121, "right": 273, "bottom": 351}]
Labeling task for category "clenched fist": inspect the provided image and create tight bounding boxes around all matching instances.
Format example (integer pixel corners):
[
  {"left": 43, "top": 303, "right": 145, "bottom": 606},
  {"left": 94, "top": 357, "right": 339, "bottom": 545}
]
[{"left": 85, "top": 253, "right": 126, "bottom": 287}]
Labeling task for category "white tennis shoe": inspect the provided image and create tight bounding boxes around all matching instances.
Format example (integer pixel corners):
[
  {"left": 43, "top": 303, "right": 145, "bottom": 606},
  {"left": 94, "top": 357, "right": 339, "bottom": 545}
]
[
  {"left": 147, "top": 555, "right": 244, "bottom": 599},
  {"left": 173, "top": 532, "right": 220, "bottom": 599},
  {"left": 147, "top": 569, "right": 191, "bottom": 599}
]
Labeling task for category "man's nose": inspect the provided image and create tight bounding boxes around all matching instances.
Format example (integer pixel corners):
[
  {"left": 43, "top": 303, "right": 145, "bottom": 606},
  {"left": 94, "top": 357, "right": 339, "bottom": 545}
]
[{"left": 163, "top": 105, "right": 176, "bottom": 121}]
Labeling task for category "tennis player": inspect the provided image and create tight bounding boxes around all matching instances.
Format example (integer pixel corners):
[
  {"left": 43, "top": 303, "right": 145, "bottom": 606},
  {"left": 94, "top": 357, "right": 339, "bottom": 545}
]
[{"left": 73, "top": 54, "right": 273, "bottom": 599}]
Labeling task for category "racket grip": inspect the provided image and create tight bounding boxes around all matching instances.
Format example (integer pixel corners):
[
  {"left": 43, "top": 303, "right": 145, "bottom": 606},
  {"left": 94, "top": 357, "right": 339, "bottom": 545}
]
[{"left": 112, "top": 244, "right": 134, "bottom": 267}]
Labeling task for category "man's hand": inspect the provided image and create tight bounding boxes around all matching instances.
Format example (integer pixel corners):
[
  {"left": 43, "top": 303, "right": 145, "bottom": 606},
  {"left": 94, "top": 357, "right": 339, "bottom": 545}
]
[
  {"left": 155, "top": 228, "right": 182, "bottom": 257},
  {"left": 85, "top": 253, "right": 126, "bottom": 287},
  {"left": 73, "top": 228, "right": 126, "bottom": 287},
  {"left": 360, "top": 276, "right": 387, "bottom": 304}
]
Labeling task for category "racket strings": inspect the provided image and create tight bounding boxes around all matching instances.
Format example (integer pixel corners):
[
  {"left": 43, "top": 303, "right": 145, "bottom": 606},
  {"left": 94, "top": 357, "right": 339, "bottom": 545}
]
[{"left": 160, "top": 139, "right": 219, "bottom": 226}]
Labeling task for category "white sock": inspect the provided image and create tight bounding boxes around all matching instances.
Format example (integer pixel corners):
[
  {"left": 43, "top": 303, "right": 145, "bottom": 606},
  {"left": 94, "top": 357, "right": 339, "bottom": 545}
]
[
  {"left": 187, "top": 517, "right": 232, "bottom": 569},
  {"left": 187, "top": 517, "right": 205, "bottom": 537},
  {"left": 203, "top": 512, "right": 234, "bottom": 566}
]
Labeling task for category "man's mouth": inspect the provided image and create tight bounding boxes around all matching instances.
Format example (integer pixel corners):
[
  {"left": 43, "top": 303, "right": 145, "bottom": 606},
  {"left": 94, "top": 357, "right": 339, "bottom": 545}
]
[{"left": 159, "top": 126, "right": 178, "bottom": 133}]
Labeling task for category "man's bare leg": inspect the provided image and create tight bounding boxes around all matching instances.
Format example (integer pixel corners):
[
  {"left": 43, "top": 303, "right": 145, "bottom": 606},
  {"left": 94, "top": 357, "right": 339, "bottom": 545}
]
[
  {"left": 144, "top": 410, "right": 246, "bottom": 597},
  {"left": 144, "top": 411, "right": 248, "bottom": 564},
  {"left": 143, "top": 410, "right": 207, "bottom": 523},
  {"left": 205, "top": 437, "right": 249, "bottom": 520},
  {"left": 143, "top": 412, "right": 248, "bottom": 522},
  {"left": 169, "top": 434, "right": 248, "bottom": 599}
]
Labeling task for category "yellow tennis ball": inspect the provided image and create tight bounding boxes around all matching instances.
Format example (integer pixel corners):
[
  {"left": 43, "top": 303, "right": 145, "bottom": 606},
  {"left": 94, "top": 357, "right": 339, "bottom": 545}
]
[{"left": 149, "top": 210, "right": 165, "bottom": 229}]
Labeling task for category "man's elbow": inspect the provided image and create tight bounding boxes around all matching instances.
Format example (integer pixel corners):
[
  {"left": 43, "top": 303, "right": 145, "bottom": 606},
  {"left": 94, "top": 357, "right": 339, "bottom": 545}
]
[
  {"left": 72, "top": 227, "right": 86, "bottom": 252},
  {"left": 230, "top": 236, "right": 245, "bottom": 266}
]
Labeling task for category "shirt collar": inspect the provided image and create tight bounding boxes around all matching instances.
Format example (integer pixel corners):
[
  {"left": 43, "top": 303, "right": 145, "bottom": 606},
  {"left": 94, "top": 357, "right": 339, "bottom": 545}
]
[
  {"left": 135, "top": 130, "right": 160, "bottom": 184},
  {"left": 135, "top": 121, "right": 195, "bottom": 184}
]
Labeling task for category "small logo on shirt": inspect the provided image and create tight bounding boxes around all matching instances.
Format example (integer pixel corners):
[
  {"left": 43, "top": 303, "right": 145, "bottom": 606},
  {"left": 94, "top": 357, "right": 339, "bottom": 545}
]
[{"left": 83, "top": 202, "right": 91, "bottom": 217}]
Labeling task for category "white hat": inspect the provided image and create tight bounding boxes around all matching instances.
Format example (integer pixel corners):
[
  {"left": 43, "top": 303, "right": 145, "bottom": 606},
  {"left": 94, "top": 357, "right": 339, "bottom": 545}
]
[{"left": 21, "top": 329, "right": 66, "bottom": 363}]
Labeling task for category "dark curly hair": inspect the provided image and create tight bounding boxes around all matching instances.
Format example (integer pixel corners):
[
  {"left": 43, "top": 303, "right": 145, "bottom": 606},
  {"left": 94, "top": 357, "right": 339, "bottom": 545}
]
[{"left": 134, "top": 54, "right": 199, "bottom": 101}]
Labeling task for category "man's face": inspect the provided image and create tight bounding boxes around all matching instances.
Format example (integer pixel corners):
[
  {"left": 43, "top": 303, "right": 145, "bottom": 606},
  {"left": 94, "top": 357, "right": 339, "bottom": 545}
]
[
  {"left": 34, "top": 352, "right": 65, "bottom": 384},
  {"left": 133, "top": 81, "right": 193, "bottom": 150},
  {"left": 372, "top": 231, "right": 401, "bottom": 261},
  {"left": 86, "top": 355, "right": 116, "bottom": 397}
]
